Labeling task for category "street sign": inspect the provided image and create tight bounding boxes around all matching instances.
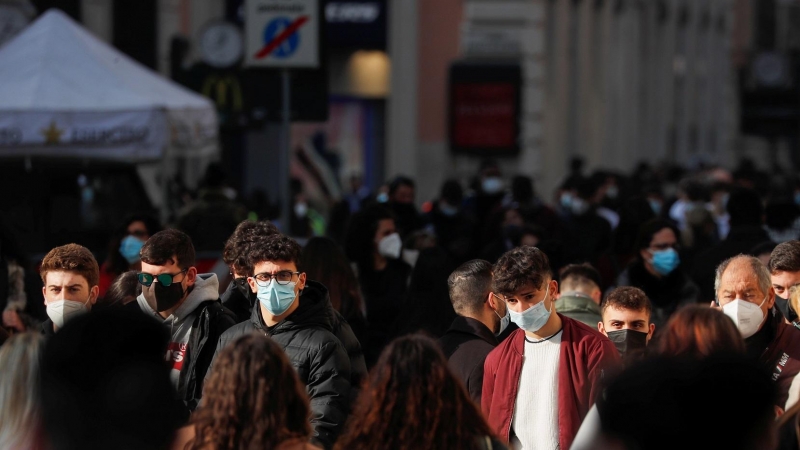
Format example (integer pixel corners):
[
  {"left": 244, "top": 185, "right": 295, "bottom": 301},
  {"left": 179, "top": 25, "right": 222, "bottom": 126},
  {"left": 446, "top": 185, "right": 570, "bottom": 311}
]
[{"left": 245, "top": 0, "right": 320, "bottom": 68}]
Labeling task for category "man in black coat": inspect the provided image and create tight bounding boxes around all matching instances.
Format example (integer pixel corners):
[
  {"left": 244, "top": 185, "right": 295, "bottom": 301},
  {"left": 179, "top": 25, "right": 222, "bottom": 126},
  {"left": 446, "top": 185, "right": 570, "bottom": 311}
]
[
  {"left": 211, "top": 234, "right": 351, "bottom": 450},
  {"left": 438, "top": 259, "right": 510, "bottom": 404}
]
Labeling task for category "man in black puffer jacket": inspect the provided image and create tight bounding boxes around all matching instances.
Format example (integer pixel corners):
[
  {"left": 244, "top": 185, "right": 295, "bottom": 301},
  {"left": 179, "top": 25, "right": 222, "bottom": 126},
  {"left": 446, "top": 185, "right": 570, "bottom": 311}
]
[
  {"left": 219, "top": 219, "right": 367, "bottom": 390},
  {"left": 210, "top": 234, "right": 351, "bottom": 450}
]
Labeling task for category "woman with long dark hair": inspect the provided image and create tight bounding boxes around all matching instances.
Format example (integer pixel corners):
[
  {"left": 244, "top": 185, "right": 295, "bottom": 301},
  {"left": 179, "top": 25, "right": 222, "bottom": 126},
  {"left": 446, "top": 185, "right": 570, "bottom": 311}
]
[
  {"left": 344, "top": 205, "right": 411, "bottom": 367},
  {"left": 99, "top": 213, "right": 162, "bottom": 299},
  {"left": 613, "top": 219, "right": 700, "bottom": 327},
  {"left": 334, "top": 334, "right": 506, "bottom": 450},
  {"left": 174, "top": 333, "right": 318, "bottom": 450},
  {"left": 302, "top": 236, "right": 366, "bottom": 340}
]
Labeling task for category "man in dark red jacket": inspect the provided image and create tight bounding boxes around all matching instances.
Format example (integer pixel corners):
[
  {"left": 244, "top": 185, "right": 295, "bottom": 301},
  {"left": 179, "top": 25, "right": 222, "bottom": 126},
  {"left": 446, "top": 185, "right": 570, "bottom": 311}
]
[
  {"left": 714, "top": 254, "right": 800, "bottom": 413},
  {"left": 482, "top": 246, "right": 620, "bottom": 450}
]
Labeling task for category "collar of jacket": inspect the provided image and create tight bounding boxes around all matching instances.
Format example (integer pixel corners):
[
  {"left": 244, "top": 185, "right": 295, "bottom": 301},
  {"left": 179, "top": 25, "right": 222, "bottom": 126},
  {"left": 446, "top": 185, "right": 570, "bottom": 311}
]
[
  {"left": 249, "top": 280, "right": 335, "bottom": 334},
  {"left": 447, "top": 315, "right": 498, "bottom": 346},
  {"left": 556, "top": 293, "right": 601, "bottom": 314}
]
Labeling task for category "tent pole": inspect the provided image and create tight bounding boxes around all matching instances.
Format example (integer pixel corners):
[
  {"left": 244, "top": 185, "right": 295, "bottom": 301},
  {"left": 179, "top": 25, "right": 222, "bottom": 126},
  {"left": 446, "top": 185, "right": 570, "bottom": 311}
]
[{"left": 279, "top": 69, "right": 291, "bottom": 233}]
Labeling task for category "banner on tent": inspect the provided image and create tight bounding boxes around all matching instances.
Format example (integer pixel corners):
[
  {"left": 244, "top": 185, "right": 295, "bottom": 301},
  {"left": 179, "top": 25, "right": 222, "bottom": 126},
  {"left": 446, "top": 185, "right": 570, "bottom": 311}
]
[{"left": 0, "top": 110, "right": 167, "bottom": 160}]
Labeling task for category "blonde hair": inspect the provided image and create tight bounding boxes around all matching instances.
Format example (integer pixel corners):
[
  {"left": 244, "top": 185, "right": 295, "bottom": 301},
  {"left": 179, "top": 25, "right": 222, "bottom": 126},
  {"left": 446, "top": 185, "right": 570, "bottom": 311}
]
[{"left": 0, "top": 332, "right": 44, "bottom": 449}]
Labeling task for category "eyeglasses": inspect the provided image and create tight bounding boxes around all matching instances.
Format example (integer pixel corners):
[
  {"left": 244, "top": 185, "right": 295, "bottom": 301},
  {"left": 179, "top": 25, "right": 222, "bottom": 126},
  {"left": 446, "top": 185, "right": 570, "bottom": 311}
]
[
  {"left": 251, "top": 270, "right": 300, "bottom": 286},
  {"left": 138, "top": 269, "right": 187, "bottom": 287}
]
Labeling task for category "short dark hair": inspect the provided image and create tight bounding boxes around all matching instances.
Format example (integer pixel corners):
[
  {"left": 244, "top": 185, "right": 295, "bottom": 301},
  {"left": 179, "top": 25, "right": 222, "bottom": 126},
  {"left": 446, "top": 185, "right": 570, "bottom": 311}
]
[
  {"left": 103, "top": 271, "right": 141, "bottom": 308},
  {"left": 388, "top": 175, "right": 415, "bottom": 196},
  {"left": 247, "top": 234, "right": 303, "bottom": 272},
  {"left": 140, "top": 229, "right": 196, "bottom": 269},
  {"left": 601, "top": 286, "right": 652, "bottom": 318},
  {"left": 447, "top": 259, "right": 493, "bottom": 315},
  {"left": 768, "top": 240, "right": 800, "bottom": 274},
  {"left": 635, "top": 219, "right": 680, "bottom": 252},
  {"left": 493, "top": 246, "right": 551, "bottom": 295},
  {"left": 40, "top": 243, "right": 100, "bottom": 288},
  {"left": 559, "top": 263, "right": 601, "bottom": 291},
  {"left": 222, "top": 220, "right": 280, "bottom": 276}
]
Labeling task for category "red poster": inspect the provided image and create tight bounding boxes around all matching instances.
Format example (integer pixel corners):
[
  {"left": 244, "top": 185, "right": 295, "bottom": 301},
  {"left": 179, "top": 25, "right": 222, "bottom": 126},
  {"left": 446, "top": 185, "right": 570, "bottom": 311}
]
[{"left": 452, "top": 83, "right": 517, "bottom": 149}]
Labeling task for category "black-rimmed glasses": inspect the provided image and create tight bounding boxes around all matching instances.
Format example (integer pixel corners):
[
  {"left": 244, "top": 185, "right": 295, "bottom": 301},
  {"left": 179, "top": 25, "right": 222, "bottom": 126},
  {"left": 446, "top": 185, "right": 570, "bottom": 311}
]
[
  {"left": 138, "top": 269, "right": 187, "bottom": 287},
  {"left": 251, "top": 271, "right": 300, "bottom": 286}
]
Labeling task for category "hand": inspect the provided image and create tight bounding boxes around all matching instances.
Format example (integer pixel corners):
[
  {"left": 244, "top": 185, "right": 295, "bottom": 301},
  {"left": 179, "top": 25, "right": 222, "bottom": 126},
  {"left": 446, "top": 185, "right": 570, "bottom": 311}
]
[{"left": 2, "top": 309, "right": 25, "bottom": 332}]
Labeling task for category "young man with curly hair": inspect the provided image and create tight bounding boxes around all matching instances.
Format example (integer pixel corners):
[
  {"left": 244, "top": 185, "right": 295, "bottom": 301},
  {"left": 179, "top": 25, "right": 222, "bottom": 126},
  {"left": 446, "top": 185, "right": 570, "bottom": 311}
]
[
  {"left": 220, "top": 219, "right": 280, "bottom": 323},
  {"left": 482, "top": 245, "right": 620, "bottom": 450},
  {"left": 211, "top": 233, "right": 352, "bottom": 450}
]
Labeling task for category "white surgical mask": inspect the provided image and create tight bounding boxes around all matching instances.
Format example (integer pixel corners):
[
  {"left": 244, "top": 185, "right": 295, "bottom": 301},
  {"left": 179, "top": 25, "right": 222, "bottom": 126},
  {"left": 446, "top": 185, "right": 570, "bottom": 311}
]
[
  {"left": 493, "top": 306, "right": 511, "bottom": 336},
  {"left": 722, "top": 297, "right": 767, "bottom": 339},
  {"left": 508, "top": 284, "right": 552, "bottom": 332},
  {"left": 378, "top": 232, "right": 402, "bottom": 259},
  {"left": 46, "top": 298, "right": 91, "bottom": 329}
]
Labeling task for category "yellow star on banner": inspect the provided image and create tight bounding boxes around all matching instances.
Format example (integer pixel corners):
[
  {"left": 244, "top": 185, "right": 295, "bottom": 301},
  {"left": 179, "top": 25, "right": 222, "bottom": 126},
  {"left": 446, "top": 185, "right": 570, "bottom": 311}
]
[{"left": 41, "top": 121, "right": 64, "bottom": 144}]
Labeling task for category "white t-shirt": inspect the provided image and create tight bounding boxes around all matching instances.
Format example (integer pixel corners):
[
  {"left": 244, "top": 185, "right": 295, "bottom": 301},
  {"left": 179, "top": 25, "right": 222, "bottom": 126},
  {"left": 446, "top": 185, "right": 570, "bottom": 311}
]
[{"left": 510, "top": 331, "right": 563, "bottom": 450}]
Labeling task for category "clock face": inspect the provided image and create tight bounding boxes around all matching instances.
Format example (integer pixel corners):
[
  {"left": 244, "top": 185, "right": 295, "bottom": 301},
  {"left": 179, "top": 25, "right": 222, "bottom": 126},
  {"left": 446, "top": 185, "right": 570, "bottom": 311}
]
[{"left": 199, "top": 21, "right": 244, "bottom": 68}]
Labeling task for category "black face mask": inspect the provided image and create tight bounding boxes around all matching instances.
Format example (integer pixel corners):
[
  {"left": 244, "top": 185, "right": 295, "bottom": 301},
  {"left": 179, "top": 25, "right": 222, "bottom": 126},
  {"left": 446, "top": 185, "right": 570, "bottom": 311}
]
[
  {"left": 775, "top": 295, "right": 798, "bottom": 323},
  {"left": 607, "top": 329, "right": 649, "bottom": 359},
  {"left": 234, "top": 278, "right": 257, "bottom": 307},
  {"left": 153, "top": 281, "right": 185, "bottom": 312}
]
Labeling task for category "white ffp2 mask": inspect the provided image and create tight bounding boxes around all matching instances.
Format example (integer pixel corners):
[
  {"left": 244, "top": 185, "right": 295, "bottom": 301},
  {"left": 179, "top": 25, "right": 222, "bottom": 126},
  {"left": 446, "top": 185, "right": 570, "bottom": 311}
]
[
  {"left": 378, "top": 232, "right": 402, "bottom": 259},
  {"left": 46, "top": 298, "right": 90, "bottom": 329},
  {"left": 722, "top": 297, "right": 767, "bottom": 339}
]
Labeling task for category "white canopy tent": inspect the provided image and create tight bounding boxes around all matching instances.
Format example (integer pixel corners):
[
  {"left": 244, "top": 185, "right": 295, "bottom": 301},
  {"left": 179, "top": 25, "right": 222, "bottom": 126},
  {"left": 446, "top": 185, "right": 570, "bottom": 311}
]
[{"left": 0, "top": 8, "right": 219, "bottom": 216}]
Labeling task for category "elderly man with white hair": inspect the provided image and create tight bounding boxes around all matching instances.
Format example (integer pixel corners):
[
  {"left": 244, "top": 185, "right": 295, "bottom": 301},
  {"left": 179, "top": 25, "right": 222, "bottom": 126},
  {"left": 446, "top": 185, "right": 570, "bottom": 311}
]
[{"left": 713, "top": 254, "right": 800, "bottom": 413}]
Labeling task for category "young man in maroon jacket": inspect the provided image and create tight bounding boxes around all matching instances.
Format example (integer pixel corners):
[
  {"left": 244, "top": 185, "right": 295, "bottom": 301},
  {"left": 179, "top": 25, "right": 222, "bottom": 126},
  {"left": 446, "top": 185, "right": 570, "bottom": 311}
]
[{"left": 482, "top": 246, "right": 620, "bottom": 450}]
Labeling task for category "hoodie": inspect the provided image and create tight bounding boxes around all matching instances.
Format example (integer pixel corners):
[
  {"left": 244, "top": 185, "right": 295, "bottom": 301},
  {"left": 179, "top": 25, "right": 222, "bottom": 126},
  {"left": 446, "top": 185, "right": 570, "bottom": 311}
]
[{"left": 135, "top": 273, "right": 234, "bottom": 408}]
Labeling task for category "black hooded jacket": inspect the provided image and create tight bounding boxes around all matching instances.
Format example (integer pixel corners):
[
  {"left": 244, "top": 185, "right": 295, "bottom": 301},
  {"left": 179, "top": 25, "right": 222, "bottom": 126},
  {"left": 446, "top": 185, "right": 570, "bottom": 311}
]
[{"left": 211, "top": 281, "right": 352, "bottom": 450}]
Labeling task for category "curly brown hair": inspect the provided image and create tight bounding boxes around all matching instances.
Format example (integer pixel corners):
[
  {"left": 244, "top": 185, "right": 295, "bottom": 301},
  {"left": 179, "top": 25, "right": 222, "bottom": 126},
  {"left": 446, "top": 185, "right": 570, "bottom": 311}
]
[
  {"left": 334, "top": 333, "right": 495, "bottom": 450},
  {"left": 246, "top": 234, "right": 303, "bottom": 273},
  {"left": 187, "top": 333, "right": 311, "bottom": 450},
  {"left": 493, "top": 245, "right": 551, "bottom": 296},
  {"left": 39, "top": 243, "right": 100, "bottom": 287},
  {"left": 222, "top": 220, "right": 280, "bottom": 276}
]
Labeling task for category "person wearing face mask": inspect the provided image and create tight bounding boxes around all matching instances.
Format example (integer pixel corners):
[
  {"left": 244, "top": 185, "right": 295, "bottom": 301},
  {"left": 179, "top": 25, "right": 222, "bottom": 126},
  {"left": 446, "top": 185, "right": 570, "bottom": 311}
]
[
  {"left": 712, "top": 254, "right": 800, "bottom": 414},
  {"left": 219, "top": 219, "right": 280, "bottom": 323},
  {"left": 561, "top": 177, "right": 614, "bottom": 275},
  {"left": 128, "top": 229, "right": 236, "bottom": 414},
  {"left": 97, "top": 214, "right": 162, "bottom": 301},
  {"left": 597, "top": 287, "right": 655, "bottom": 362},
  {"left": 210, "top": 233, "right": 352, "bottom": 450},
  {"left": 614, "top": 219, "right": 700, "bottom": 328},
  {"left": 345, "top": 205, "right": 412, "bottom": 368},
  {"left": 425, "top": 179, "right": 477, "bottom": 265},
  {"left": 438, "top": 259, "right": 513, "bottom": 405},
  {"left": 554, "top": 263, "right": 604, "bottom": 328},
  {"left": 768, "top": 240, "right": 800, "bottom": 325},
  {"left": 482, "top": 246, "right": 621, "bottom": 450},
  {"left": 38, "top": 244, "right": 101, "bottom": 337}
]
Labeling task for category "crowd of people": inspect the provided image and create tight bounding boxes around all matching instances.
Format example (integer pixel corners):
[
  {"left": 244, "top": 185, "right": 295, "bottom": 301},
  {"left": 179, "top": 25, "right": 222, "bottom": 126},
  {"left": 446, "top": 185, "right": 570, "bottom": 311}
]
[{"left": 2, "top": 155, "right": 800, "bottom": 449}]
